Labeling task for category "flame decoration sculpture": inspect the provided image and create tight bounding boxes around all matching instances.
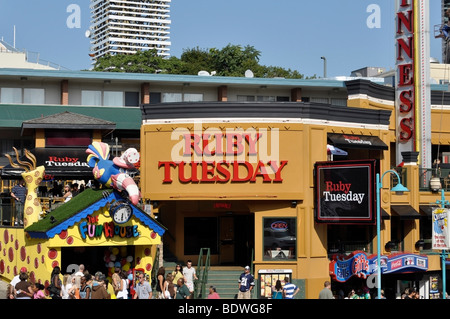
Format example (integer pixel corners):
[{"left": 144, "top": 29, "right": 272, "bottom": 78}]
[{"left": 5, "top": 147, "right": 45, "bottom": 226}]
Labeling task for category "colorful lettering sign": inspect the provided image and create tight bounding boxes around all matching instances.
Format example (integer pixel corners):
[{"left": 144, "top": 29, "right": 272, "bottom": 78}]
[
  {"left": 329, "top": 251, "right": 428, "bottom": 282},
  {"left": 159, "top": 128, "right": 288, "bottom": 184},
  {"left": 78, "top": 215, "right": 139, "bottom": 240},
  {"left": 432, "top": 208, "right": 450, "bottom": 250}
]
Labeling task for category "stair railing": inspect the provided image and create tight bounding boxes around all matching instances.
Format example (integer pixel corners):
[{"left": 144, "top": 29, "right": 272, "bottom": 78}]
[
  {"left": 195, "top": 247, "right": 211, "bottom": 299},
  {"left": 150, "top": 244, "right": 161, "bottom": 292}
]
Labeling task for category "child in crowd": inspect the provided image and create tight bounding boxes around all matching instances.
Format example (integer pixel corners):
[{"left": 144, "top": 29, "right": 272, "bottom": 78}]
[{"left": 32, "top": 283, "right": 46, "bottom": 299}]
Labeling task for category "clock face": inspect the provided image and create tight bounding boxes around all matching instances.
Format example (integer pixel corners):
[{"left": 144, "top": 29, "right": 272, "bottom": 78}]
[{"left": 112, "top": 203, "right": 132, "bottom": 224}]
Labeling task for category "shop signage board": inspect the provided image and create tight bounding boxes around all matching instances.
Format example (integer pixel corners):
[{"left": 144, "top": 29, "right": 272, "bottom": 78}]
[
  {"left": 394, "top": 0, "right": 431, "bottom": 168},
  {"left": 329, "top": 251, "right": 428, "bottom": 282},
  {"left": 314, "top": 160, "right": 376, "bottom": 224},
  {"left": 1, "top": 148, "right": 92, "bottom": 180},
  {"left": 432, "top": 207, "right": 450, "bottom": 250},
  {"left": 143, "top": 123, "right": 305, "bottom": 200},
  {"left": 259, "top": 269, "right": 292, "bottom": 299}
]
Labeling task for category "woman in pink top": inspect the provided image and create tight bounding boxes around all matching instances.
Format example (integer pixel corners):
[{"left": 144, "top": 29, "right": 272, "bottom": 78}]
[{"left": 207, "top": 286, "right": 220, "bottom": 299}]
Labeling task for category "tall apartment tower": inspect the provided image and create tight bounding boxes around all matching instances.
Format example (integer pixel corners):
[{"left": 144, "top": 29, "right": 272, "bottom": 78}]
[{"left": 89, "top": 0, "right": 171, "bottom": 63}]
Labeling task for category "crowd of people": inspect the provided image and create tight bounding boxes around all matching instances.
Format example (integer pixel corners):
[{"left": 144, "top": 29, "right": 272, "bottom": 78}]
[{"left": 6, "top": 259, "right": 220, "bottom": 300}]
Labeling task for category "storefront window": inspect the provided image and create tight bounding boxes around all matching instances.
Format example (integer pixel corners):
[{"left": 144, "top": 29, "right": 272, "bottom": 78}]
[
  {"left": 263, "top": 218, "right": 296, "bottom": 260},
  {"left": 327, "top": 225, "right": 373, "bottom": 256}
]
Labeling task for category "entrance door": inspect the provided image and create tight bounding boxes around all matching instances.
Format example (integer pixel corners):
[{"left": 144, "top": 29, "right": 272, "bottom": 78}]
[{"left": 219, "top": 216, "right": 235, "bottom": 264}]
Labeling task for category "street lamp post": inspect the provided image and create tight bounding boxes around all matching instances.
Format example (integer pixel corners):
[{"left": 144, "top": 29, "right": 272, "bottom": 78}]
[
  {"left": 376, "top": 170, "right": 409, "bottom": 299},
  {"left": 320, "top": 56, "right": 327, "bottom": 78}
]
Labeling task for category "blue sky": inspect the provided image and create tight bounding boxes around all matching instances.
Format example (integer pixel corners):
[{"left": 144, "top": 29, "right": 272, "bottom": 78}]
[{"left": 0, "top": 0, "right": 444, "bottom": 77}]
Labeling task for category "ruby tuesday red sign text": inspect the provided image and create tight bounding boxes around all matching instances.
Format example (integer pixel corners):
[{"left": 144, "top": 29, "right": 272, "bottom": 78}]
[
  {"left": 323, "top": 181, "right": 365, "bottom": 204},
  {"left": 158, "top": 127, "right": 288, "bottom": 183}
]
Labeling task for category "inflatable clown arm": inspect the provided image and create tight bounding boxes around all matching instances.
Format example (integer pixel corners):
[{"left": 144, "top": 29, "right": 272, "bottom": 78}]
[{"left": 111, "top": 173, "right": 140, "bottom": 206}]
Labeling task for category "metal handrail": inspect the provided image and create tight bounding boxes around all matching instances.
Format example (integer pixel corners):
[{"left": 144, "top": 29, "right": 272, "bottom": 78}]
[
  {"left": 195, "top": 247, "right": 210, "bottom": 299},
  {"left": 150, "top": 245, "right": 160, "bottom": 291}
]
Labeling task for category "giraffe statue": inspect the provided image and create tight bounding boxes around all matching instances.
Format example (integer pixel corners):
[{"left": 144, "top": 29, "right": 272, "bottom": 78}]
[{"left": 5, "top": 148, "right": 45, "bottom": 227}]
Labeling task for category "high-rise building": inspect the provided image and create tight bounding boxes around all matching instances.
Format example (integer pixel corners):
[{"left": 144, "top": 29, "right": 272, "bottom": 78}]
[{"left": 89, "top": 0, "right": 171, "bottom": 63}]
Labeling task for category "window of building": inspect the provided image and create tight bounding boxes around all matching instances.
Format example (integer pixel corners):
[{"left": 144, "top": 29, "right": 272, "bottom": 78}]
[
  {"left": 125, "top": 92, "right": 140, "bottom": 107},
  {"left": 149, "top": 92, "right": 161, "bottom": 104},
  {"left": 46, "top": 130, "right": 92, "bottom": 147},
  {"left": 419, "top": 214, "right": 433, "bottom": 251},
  {"left": 103, "top": 91, "right": 124, "bottom": 107},
  {"left": 23, "top": 88, "right": 45, "bottom": 104},
  {"left": 237, "top": 95, "right": 289, "bottom": 102},
  {"left": 331, "top": 98, "right": 348, "bottom": 106},
  {"left": 327, "top": 225, "right": 373, "bottom": 256},
  {"left": 160, "top": 93, "right": 203, "bottom": 103},
  {"left": 1, "top": 88, "right": 22, "bottom": 103},
  {"left": 81, "top": 90, "right": 102, "bottom": 106},
  {"left": 310, "top": 97, "right": 329, "bottom": 104},
  {"left": 263, "top": 218, "right": 296, "bottom": 260},
  {"left": 183, "top": 93, "right": 203, "bottom": 102},
  {"left": 390, "top": 217, "right": 405, "bottom": 252},
  {"left": 256, "top": 96, "right": 276, "bottom": 102},
  {"left": 162, "top": 93, "right": 182, "bottom": 103}
]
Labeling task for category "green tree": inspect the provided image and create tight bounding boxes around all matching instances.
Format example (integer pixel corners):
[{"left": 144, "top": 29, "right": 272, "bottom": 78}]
[
  {"left": 93, "top": 49, "right": 165, "bottom": 73},
  {"left": 208, "top": 44, "right": 261, "bottom": 77},
  {"left": 91, "top": 44, "right": 312, "bottom": 79},
  {"left": 178, "top": 46, "right": 213, "bottom": 75}
]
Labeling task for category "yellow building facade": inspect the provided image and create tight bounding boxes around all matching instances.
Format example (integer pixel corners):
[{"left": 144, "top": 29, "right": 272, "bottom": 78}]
[{"left": 139, "top": 95, "right": 441, "bottom": 299}]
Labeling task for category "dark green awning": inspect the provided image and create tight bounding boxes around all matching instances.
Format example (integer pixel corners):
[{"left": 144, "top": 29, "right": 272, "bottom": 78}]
[{"left": 0, "top": 104, "right": 141, "bottom": 131}]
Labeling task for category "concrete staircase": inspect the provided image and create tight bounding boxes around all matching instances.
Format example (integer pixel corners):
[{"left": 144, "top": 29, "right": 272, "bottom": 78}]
[
  {"left": 204, "top": 267, "right": 243, "bottom": 299},
  {"left": 159, "top": 248, "right": 248, "bottom": 299}
]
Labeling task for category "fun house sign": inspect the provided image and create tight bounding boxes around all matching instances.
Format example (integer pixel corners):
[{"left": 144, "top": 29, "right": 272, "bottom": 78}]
[{"left": 314, "top": 160, "right": 375, "bottom": 224}]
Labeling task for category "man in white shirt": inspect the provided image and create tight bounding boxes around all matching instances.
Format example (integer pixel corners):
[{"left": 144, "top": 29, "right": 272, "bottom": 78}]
[
  {"left": 183, "top": 260, "right": 198, "bottom": 297},
  {"left": 9, "top": 267, "right": 27, "bottom": 299},
  {"left": 74, "top": 264, "right": 85, "bottom": 277}
]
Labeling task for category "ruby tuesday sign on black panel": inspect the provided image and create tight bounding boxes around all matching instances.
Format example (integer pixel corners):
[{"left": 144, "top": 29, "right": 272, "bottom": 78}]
[{"left": 314, "top": 160, "right": 376, "bottom": 224}]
